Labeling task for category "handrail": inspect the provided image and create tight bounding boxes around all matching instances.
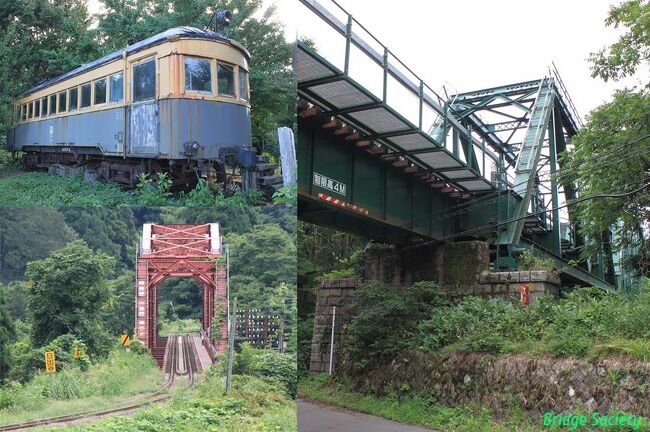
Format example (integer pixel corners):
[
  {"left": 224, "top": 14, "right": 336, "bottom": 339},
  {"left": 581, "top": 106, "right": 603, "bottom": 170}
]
[
  {"left": 298, "top": 0, "right": 502, "bottom": 172},
  {"left": 550, "top": 62, "right": 583, "bottom": 129}
]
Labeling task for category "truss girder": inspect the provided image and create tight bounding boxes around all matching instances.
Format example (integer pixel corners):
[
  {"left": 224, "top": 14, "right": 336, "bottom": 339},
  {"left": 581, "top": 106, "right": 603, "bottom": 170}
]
[
  {"left": 500, "top": 79, "right": 556, "bottom": 246},
  {"left": 135, "top": 224, "right": 227, "bottom": 356}
]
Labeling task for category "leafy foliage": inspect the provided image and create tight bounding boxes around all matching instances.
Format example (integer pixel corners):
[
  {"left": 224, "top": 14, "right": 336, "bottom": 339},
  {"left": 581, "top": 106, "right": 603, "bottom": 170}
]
[
  {"left": 26, "top": 240, "right": 115, "bottom": 355},
  {"left": 228, "top": 224, "right": 296, "bottom": 309},
  {"left": 564, "top": 0, "right": 650, "bottom": 275},
  {"left": 0, "top": 0, "right": 99, "bottom": 147},
  {"left": 0, "top": 208, "right": 78, "bottom": 283},
  {"left": 230, "top": 342, "right": 297, "bottom": 398},
  {"left": 561, "top": 90, "right": 650, "bottom": 271},
  {"left": 0, "top": 286, "right": 14, "bottom": 383},
  {"left": 417, "top": 286, "right": 650, "bottom": 359},
  {"left": 589, "top": 0, "right": 650, "bottom": 82},
  {"left": 517, "top": 250, "right": 557, "bottom": 272},
  {"left": 345, "top": 281, "right": 449, "bottom": 367},
  {"left": 0, "top": 346, "right": 159, "bottom": 412}
]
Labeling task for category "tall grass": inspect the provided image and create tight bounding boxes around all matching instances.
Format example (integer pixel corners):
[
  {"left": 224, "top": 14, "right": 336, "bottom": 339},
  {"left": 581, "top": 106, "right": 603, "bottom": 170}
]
[{"left": 0, "top": 348, "right": 161, "bottom": 425}]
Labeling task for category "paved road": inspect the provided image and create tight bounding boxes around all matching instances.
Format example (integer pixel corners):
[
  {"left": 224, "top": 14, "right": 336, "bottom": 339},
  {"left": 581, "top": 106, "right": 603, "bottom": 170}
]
[{"left": 298, "top": 398, "right": 437, "bottom": 432}]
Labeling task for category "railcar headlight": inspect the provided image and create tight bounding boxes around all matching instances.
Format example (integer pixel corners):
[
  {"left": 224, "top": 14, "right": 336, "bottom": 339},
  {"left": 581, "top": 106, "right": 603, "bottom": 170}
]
[{"left": 183, "top": 141, "right": 201, "bottom": 155}]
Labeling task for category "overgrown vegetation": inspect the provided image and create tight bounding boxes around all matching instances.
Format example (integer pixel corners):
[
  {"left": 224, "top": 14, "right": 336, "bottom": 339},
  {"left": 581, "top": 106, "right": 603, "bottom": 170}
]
[
  {"left": 0, "top": 346, "right": 161, "bottom": 425},
  {"left": 0, "top": 171, "right": 288, "bottom": 206},
  {"left": 58, "top": 368, "right": 296, "bottom": 432},
  {"left": 227, "top": 342, "right": 297, "bottom": 398},
  {"left": 0, "top": 207, "right": 296, "bottom": 381},
  {"left": 344, "top": 281, "right": 650, "bottom": 367},
  {"left": 300, "top": 374, "right": 650, "bottom": 432}
]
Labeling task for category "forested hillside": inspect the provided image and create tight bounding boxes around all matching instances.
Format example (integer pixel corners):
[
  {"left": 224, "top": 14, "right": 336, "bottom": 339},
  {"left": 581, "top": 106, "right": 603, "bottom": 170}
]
[{"left": 0, "top": 206, "right": 296, "bottom": 383}]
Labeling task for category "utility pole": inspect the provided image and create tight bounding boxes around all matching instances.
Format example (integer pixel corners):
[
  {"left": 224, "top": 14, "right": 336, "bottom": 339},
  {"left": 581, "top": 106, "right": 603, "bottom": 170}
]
[{"left": 226, "top": 297, "right": 237, "bottom": 393}]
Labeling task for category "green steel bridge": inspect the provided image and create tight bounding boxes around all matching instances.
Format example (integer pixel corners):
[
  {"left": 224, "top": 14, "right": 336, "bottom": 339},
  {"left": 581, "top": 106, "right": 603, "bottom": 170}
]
[{"left": 296, "top": 0, "right": 617, "bottom": 290}]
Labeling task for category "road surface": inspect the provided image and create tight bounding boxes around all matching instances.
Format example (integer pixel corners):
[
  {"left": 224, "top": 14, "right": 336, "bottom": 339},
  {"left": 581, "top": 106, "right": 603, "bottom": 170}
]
[{"left": 298, "top": 398, "right": 437, "bottom": 432}]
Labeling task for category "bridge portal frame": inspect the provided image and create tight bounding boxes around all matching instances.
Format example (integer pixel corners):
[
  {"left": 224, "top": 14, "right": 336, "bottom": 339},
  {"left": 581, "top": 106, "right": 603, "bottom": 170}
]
[{"left": 135, "top": 224, "right": 228, "bottom": 356}]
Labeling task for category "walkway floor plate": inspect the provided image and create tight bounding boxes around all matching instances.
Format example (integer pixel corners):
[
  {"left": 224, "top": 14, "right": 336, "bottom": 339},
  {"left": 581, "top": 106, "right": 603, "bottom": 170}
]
[{"left": 310, "top": 80, "right": 374, "bottom": 109}]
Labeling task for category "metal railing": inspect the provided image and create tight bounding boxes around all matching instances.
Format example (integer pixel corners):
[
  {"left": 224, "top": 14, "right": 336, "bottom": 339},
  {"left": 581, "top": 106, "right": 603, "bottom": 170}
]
[{"left": 298, "top": 0, "right": 501, "bottom": 185}]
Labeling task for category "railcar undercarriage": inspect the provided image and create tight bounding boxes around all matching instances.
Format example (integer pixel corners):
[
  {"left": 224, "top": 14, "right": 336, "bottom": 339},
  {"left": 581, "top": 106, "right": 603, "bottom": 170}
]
[{"left": 21, "top": 148, "right": 283, "bottom": 195}]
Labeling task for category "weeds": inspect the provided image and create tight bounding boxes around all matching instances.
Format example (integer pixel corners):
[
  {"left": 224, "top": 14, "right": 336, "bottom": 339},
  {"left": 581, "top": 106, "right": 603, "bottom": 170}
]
[
  {"left": 0, "top": 347, "right": 160, "bottom": 419},
  {"left": 346, "top": 281, "right": 650, "bottom": 363}
]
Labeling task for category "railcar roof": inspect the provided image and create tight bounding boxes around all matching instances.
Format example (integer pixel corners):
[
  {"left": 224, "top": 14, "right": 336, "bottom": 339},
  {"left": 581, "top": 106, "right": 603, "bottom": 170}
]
[{"left": 19, "top": 27, "right": 250, "bottom": 98}]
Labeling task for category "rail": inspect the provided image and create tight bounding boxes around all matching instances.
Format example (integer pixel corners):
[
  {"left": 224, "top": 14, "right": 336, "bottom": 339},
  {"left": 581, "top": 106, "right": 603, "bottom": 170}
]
[{"left": 0, "top": 335, "right": 197, "bottom": 431}]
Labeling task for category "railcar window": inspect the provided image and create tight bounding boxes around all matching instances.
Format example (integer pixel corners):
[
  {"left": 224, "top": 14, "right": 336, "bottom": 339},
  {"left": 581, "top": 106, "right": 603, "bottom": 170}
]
[
  {"left": 184, "top": 57, "right": 212, "bottom": 94},
  {"left": 133, "top": 59, "right": 156, "bottom": 102},
  {"left": 58, "top": 91, "right": 67, "bottom": 113},
  {"left": 109, "top": 73, "right": 124, "bottom": 103},
  {"left": 217, "top": 63, "right": 235, "bottom": 97},
  {"left": 49, "top": 95, "right": 56, "bottom": 115},
  {"left": 40, "top": 98, "right": 47, "bottom": 117},
  {"left": 21, "top": 104, "right": 26, "bottom": 121},
  {"left": 95, "top": 78, "right": 107, "bottom": 105},
  {"left": 27, "top": 102, "right": 32, "bottom": 119},
  {"left": 238, "top": 69, "right": 249, "bottom": 101},
  {"left": 34, "top": 99, "right": 40, "bottom": 118},
  {"left": 81, "top": 83, "right": 91, "bottom": 108},
  {"left": 70, "top": 87, "right": 79, "bottom": 111}
]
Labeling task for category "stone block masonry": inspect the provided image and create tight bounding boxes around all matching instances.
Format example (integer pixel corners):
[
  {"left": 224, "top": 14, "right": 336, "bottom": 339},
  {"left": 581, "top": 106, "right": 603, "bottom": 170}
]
[
  {"left": 361, "top": 240, "right": 560, "bottom": 300},
  {"left": 345, "top": 350, "right": 650, "bottom": 417},
  {"left": 309, "top": 278, "right": 358, "bottom": 374}
]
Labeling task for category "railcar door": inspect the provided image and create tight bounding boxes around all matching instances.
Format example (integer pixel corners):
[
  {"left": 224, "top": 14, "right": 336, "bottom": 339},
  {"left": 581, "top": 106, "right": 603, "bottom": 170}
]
[{"left": 128, "top": 57, "right": 159, "bottom": 156}]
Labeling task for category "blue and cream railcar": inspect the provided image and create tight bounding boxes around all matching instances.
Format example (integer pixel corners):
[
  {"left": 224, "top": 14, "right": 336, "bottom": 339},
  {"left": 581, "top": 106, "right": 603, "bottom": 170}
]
[{"left": 8, "top": 27, "right": 253, "bottom": 186}]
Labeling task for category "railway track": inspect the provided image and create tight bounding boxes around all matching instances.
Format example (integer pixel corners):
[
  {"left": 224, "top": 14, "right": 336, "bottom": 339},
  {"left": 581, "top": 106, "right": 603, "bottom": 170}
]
[{"left": 0, "top": 334, "right": 198, "bottom": 431}]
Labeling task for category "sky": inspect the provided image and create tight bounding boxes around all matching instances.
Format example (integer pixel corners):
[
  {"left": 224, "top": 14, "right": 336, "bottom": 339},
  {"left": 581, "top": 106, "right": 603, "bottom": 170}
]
[
  {"left": 296, "top": 0, "right": 645, "bottom": 119},
  {"left": 83, "top": 0, "right": 644, "bottom": 118}
]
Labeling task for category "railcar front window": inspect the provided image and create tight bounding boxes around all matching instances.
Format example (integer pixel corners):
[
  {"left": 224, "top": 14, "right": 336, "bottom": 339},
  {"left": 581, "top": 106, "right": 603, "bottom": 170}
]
[
  {"left": 109, "top": 73, "right": 123, "bottom": 103},
  {"left": 185, "top": 57, "right": 212, "bottom": 94},
  {"left": 40, "top": 98, "right": 47, "bottom": 117},
  {"left": 58, "top": 91, "right": 67, "bottom": 113},
  {"left": 94, "top": 79, "right": 107, "bottom": 105},
  {"left": 133, "top": 59, "right": 156, "bottom": 102},
  {"left": 81, "top": 83, "right": 91, "bottom": 108},
  {"left": 49, "top": 95, "right": 56, "bottom": 115},
  {"left": 238, "top": 69, "right": 249, "bottom": 101},
  {"left": 34, "top": 99, "right": 40, "bottom": 117},
  {"left": 217, "top": 63, "right": 235, "bottom": 97},
  {"left": 69, "top": 88, "right": 78, "bottom": 111}
]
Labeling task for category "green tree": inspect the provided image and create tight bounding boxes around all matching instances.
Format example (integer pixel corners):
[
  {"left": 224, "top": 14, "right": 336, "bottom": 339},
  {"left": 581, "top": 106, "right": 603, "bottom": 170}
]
[
  {"left": 589, "top": 0, "right": 649, "bottom": 83},
  {"left": 26, "top": 240, "right": 115, "bottom": 355},
  {"left": 0, "top": 208, "right": 77, "bottom": 283},
  {"left": 0, "top": 284, "right": 14, "bottom": 382},
  {"left": 227, "top": 224, "right": 296, "bottom": 308},
  {"left": 563, "top": 0, "right": 650, "bottom": 274},
  {"left": 1, "top": 280, "right": 31, "bottom": 321},
  {"left": 101, "top": 271, "right": 136, "bottom": 336},
  {"left": 60, "top": 208, "right": 139, "bottom": 270},
  {"left": 0, "top": 0, "right": 99, "bottom": 147},
  {"left": 158, "top": 277, "right": 203, "bottom": 320}
]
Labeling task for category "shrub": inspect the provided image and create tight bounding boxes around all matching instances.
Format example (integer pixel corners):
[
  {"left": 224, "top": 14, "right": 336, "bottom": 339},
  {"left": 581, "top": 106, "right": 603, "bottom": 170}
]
[
  {"left": 231, "top": 343, "right": 297, "bottom": 398},
  {"left": 414, "top": 286, "right": 650, "bottom": 360},
  {"left": 345, "top": 281, "right": 449, "bottom": 367}
]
